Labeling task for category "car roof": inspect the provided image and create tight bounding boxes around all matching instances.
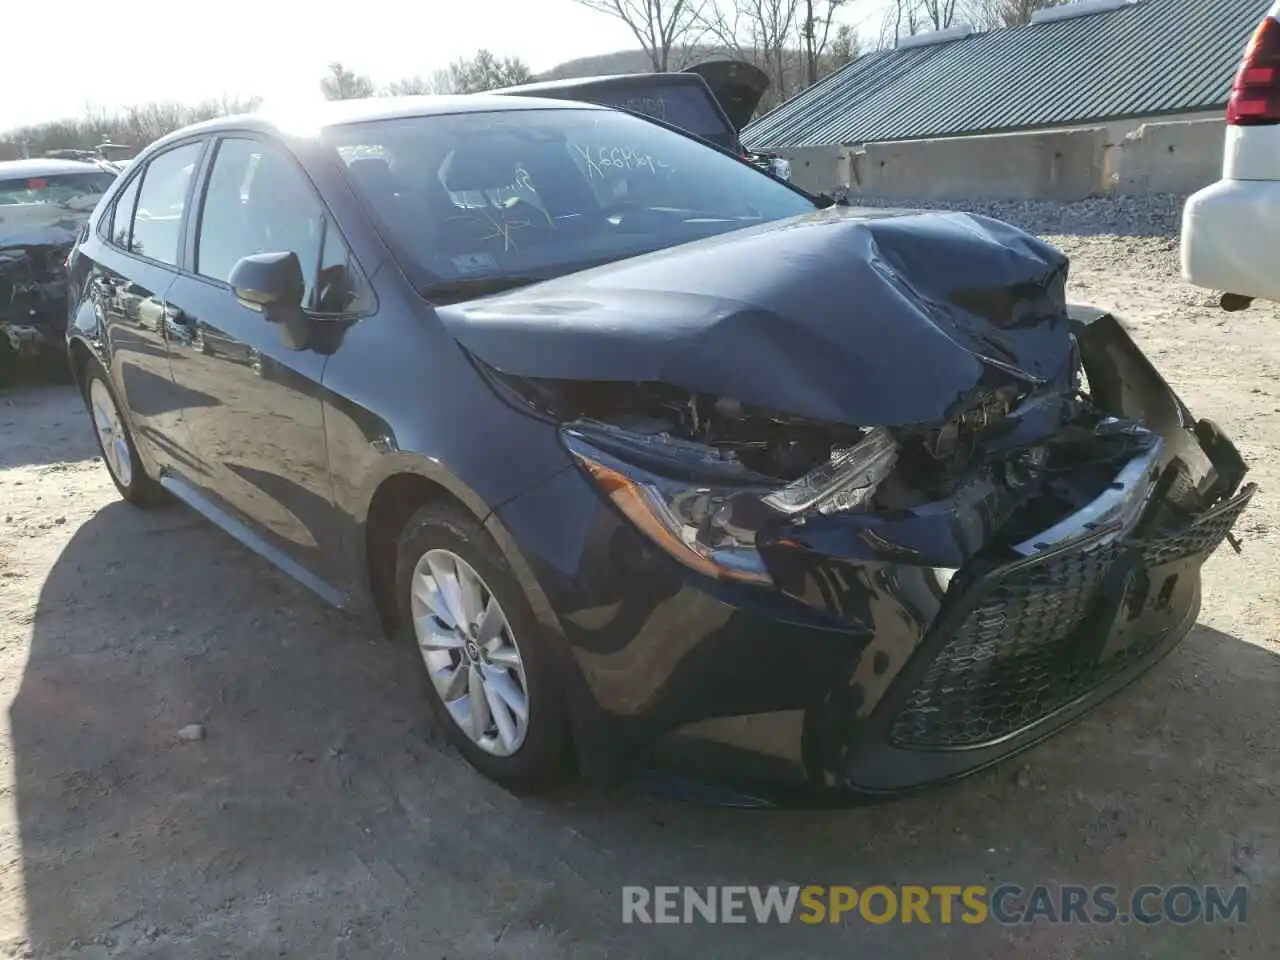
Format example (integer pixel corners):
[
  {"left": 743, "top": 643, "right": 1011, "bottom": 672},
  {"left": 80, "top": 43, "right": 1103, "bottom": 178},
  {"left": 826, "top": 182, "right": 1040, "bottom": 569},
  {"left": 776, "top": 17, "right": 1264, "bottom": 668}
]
[
  {"left": 143, "top": 94, "right": 609, "bottom": 153},
  {"left": 0, "top": 157, "right": 116, "bottom": 178}
]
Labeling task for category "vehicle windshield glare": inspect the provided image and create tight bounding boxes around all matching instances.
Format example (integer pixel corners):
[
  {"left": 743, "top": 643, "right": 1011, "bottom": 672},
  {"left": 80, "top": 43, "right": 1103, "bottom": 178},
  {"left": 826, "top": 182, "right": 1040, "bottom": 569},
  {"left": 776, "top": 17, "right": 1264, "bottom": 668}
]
[{"left": 324, "top": 107, "right": 815, "bottom": 287}]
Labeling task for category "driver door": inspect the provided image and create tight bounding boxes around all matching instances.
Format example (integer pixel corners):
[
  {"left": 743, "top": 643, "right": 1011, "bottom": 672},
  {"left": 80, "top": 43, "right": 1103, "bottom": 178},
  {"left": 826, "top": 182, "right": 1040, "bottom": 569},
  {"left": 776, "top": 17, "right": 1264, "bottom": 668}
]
[{"left": 161, "top": 135, "right": 351, "bottom": 592}]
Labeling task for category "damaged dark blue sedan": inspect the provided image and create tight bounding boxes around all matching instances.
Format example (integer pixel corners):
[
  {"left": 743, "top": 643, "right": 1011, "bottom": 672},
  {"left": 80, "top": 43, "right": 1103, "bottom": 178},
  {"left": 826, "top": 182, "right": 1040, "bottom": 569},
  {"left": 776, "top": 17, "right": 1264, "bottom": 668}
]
[{"left": 64, "top": 96, "right": 1253, "bottom": 803}]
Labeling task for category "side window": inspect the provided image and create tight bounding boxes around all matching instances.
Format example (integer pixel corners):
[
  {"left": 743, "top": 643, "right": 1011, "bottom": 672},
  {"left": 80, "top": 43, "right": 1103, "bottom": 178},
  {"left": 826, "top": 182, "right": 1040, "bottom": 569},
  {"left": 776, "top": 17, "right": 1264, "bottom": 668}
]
[
  {"left": 196, "top": 137, "right": 324, "bottom": 304},
  {"left": 130, "top": 142, "right": 203, "bottom": 265},
  {"left": 107, "top": 174, "right": 142, "bottom": 250}
]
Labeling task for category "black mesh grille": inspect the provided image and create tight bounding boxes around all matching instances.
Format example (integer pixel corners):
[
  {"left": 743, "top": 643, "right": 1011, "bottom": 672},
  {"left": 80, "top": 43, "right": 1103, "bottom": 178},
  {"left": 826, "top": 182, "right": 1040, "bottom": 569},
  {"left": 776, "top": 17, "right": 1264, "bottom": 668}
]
[{"left": 889, "top": 491, "right": 1252, "bottom": 750}]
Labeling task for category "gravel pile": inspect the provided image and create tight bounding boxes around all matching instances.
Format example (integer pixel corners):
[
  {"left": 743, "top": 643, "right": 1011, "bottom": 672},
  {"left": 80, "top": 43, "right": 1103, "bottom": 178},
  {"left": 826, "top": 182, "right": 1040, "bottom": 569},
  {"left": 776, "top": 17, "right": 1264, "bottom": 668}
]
[{"left": 838, "top": 193, "right": 1190, "bottom": 239}]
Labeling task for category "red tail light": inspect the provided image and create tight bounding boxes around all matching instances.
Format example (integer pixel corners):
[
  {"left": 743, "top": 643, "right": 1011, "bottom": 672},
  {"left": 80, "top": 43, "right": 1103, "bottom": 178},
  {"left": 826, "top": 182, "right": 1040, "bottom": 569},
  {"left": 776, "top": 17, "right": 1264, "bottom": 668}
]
[{"left": 1227, "top": 13, "right": 1280, "bottom": 125}]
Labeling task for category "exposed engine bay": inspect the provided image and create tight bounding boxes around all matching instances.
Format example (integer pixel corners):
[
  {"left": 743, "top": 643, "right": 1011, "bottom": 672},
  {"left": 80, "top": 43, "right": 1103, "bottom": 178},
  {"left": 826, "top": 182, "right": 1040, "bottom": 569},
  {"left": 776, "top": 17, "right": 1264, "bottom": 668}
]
[
  {"left": 0, "top": 242, "right": 72, "bottom": 378},
  {"left": 1, "top": 243, "right": 70, "bottom": 326},
  {"left": 495, "top": 364, "right": 1162, "bottom": 543},
  {"left": 481, "top": 308, "right": 1247, "bottom": 589},
  {"left": 1, "top": 161, "right": 115, "bottom": 379}
]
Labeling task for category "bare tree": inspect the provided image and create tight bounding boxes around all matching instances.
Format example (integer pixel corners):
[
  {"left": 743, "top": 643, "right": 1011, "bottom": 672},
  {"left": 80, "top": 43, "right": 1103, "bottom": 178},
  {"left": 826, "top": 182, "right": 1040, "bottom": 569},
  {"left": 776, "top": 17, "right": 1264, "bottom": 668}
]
[
  {"left": 1, "top": 96, "right": 262, "bottom": 157},
  {"left": 382, "top": 75, "right": 445, "bottom": 96},
  {"left": 320, "top": 62, "right": 375, "bottom": 100},
  {"left": 828, "top": 22, "right": 860, "bottom": 68},
  {"left": 920, "top": 0, "right": 959, "bottom": 30},
  {"left": 437, "top": 50, "right": 534, "bottom": 92},
  {"left": 801, "top": 0, "right": 846, "bottom": 86},
  {"left": 700, "top": 0, "right": 804, "bottom": 102},
  {"left": 572, "top": 0, "right": 708, "bottom": 71},
  {"left": 381, "top": 52, "right": 529, "bottom": 97},
  {"left": 879, "top": 0, "right": 922, "bottom": 49},
  {"left": 964, "top": 0, "right": 1068, "bottom": 28}
]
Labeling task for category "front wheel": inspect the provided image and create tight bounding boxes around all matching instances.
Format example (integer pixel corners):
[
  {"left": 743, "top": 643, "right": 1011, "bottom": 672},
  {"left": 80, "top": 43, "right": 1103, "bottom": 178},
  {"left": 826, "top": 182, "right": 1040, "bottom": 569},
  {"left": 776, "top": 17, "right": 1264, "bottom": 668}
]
[
  {"left": 84, "top": 366, "right": 165, "bottom": 506},
  {"left": 395, "top": 502, "right": 573, "bottom": 792}
]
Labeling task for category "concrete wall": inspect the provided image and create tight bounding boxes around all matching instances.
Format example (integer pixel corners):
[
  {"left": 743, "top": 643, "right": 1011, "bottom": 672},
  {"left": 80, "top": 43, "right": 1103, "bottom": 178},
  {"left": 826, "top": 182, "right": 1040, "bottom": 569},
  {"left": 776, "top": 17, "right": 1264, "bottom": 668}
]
[
  {"left": 779, "top": 146, "right": 851, "bottom": 196},
  {"left": 1111, "top": 118, "right": 1226, "bottom": 196},
  {"left": 771, "top": 114, "right": 1225, "bottom": 202},
  {"left": 852, "top": 127, "right": 1111, "bottom": 202}
]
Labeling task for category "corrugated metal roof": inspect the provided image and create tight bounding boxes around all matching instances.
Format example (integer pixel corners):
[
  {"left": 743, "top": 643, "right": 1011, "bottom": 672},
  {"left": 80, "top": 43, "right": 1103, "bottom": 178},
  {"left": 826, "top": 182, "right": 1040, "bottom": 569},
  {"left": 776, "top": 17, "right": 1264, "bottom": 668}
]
[{"left": 743, "top": 0, "right": 1269, "bottom": 150}]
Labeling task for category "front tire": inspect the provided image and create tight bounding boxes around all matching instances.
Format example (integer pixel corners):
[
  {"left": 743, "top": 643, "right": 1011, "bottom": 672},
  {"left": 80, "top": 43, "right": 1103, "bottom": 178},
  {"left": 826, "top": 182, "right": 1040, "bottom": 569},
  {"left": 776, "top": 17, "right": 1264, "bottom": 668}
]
[
  {"left": 395, "top": 502, "right": 572, "bottom": 792},
  {"left": 84, "top": 365, "right": 165, "bottom": 506}
]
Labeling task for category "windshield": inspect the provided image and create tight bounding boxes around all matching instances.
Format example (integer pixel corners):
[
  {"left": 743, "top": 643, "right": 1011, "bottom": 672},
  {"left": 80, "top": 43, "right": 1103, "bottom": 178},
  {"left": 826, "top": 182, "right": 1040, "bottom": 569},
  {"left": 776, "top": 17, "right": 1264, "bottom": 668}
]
[
  {"left": 0, "top": 171, "right": 116, "bottom": 207},
  {"left": 325, "top": 107, "right": 814, "bottom": 288}
]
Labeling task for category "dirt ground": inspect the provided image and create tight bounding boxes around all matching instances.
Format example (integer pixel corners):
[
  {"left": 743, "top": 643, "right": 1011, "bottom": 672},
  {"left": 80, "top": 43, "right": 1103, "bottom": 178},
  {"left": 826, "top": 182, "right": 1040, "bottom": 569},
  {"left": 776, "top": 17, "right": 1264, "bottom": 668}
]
[{"left": 0, "top": 233, "right": 1277, "bottom": 959}]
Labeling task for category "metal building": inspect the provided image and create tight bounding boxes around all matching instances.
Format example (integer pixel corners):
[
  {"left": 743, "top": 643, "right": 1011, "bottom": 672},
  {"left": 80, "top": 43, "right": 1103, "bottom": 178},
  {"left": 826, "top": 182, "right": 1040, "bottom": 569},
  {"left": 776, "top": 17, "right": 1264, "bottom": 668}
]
[{"left": 743, "top": 0, "right": 1267, "bottom": 152}]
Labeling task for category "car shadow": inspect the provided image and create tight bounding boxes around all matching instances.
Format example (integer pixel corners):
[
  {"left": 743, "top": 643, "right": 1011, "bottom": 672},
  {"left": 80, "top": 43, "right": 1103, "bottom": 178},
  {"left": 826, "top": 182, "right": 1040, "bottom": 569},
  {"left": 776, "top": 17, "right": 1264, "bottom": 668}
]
[
  {"left": 10, "top": 502, "right": 1278, "bottom": 957},
  {"left": 0, "top": 384, "right": 98, "bottom": 471}
]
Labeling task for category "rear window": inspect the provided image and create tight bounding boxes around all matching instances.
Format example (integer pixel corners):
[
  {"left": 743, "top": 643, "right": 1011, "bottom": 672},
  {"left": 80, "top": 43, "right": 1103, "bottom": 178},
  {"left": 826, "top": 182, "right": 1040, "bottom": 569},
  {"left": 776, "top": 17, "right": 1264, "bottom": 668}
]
[
  {"left": 567, "top": 81, "right": 734, "bottom": 147},
  {"left": 0, "top": 171, "right": 117, "bottom": 207}
]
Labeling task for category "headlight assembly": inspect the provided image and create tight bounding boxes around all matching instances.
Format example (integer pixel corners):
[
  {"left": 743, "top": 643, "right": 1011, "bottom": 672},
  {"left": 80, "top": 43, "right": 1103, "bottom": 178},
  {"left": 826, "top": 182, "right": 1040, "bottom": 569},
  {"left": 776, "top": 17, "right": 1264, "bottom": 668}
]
[
  {"left": 762, "top": 428, "right": 897, "bottom": 517},
  {"left": 561, "top": 423, "right": 899, "bottom": 586}
]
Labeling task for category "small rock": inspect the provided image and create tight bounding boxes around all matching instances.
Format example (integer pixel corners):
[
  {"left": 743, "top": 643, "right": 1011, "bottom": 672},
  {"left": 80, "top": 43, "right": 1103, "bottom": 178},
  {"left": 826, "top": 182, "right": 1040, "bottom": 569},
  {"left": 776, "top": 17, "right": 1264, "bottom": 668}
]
[
  {"left": 1014, "top": 764, "right": 1033, "bottom": 789},
  {"left": 54, "top": 516, "right": 66, "bottom": 526},
  {"left": 178, "top": 723, "right": 206, "bottom": 742}
]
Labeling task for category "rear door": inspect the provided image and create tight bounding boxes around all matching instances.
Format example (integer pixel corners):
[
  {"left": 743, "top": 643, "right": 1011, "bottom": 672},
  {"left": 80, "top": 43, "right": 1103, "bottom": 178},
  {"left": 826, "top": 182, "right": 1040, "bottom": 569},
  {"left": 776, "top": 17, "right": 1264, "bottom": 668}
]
[
  {"left": 161, "top": 133, "right": 365, "bottom": 592},
  {"left": 85, "top": 139, "right": 206, "bottom": 471}
]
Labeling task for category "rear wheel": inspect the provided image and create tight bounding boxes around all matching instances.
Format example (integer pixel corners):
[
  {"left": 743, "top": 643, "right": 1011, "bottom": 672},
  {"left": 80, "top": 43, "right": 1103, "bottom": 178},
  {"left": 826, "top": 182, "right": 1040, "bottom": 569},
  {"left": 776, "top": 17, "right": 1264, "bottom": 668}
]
[
  {"left": 85, "top": 366, "right": 165, "bottom": 506},
  {"left": 395, "top": 502, "right": 572, "bottom": 791}
]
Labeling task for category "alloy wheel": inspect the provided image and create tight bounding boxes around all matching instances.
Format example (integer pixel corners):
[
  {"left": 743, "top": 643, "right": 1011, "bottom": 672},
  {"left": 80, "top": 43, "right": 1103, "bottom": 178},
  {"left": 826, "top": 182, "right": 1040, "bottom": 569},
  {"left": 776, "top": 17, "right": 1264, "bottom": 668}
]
[
  {"left": 89, "top": 378, "right": 134, "bottom": 489},
  {"left": 410, "top": 548, "right": 530, "bottom": 756}
]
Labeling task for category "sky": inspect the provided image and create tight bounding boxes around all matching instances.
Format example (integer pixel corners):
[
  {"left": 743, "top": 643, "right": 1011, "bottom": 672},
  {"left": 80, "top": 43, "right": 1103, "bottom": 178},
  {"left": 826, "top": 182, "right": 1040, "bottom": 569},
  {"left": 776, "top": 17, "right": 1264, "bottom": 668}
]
[
  {"left": 2, "top": 0, "right": 644, "bottom": 131},
  {"left": 6, "top": 0, "right": 885, "bottom": 134}
]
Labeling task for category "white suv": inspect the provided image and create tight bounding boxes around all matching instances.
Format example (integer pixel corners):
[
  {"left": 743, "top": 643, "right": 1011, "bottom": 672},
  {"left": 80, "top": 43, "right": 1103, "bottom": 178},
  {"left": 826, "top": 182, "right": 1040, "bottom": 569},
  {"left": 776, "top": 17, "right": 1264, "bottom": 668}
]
[{"left": 1182, "top": 2, "right": 1280, "bottom": 308}]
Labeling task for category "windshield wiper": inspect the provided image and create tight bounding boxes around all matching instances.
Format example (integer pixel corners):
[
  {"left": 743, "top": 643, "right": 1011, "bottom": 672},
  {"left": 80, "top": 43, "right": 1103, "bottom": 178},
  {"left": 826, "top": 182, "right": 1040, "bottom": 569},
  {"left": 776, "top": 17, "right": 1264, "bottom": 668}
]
[{"left": 420, "top": 274, "right": 546, "bottom": 304}]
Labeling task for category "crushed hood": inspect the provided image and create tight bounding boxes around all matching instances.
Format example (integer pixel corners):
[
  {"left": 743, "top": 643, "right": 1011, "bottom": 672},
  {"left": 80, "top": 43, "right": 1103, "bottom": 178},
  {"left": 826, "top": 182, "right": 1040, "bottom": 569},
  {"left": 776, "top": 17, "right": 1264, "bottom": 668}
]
[{"left": 436, "top": 207, "right": 1074, "bottom": 427}]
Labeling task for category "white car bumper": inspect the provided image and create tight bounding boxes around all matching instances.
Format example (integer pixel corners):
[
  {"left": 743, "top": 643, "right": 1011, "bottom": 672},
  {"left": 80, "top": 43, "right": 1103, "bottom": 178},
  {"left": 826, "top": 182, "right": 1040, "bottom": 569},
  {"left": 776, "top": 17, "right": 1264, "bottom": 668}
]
[{"left": 1182, "top": 178, "right": 1280, "bottom": 303}]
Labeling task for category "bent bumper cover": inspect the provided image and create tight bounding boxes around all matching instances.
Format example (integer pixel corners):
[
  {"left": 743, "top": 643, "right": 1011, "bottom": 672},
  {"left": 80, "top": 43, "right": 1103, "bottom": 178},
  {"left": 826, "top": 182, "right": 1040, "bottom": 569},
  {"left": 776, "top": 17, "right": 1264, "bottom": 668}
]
[{"left": 841, "top": 482, "right": 1253, "bottom": 795}]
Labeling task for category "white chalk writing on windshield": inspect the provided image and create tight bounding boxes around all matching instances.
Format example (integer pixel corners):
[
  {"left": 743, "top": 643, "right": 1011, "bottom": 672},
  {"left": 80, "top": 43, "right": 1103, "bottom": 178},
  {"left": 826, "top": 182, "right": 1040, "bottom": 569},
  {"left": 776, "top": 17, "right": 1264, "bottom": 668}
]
[{"left": 572, "top": 143, "right": 671, "bottom": 180}]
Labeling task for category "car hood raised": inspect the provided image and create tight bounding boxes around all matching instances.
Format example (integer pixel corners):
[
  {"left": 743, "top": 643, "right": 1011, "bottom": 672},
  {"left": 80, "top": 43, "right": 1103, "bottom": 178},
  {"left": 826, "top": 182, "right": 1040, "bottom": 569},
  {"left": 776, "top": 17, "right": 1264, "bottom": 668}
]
[{"left": 435, "top": 207, "right": 1074, "bottom": 427}]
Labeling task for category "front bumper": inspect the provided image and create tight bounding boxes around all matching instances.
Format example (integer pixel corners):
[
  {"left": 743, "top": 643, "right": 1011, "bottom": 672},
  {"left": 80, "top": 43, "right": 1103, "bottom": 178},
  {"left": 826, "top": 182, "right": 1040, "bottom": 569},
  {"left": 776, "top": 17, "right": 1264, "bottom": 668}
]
[
  {"left": 840, "top": 482, "right": 1252, "bottom": 795},
  {"left": 489, "top": 310, "right": 1252, "bottom": 804},
  {"left": 1, "top": 252, "right": 69, "bottom": 362}
]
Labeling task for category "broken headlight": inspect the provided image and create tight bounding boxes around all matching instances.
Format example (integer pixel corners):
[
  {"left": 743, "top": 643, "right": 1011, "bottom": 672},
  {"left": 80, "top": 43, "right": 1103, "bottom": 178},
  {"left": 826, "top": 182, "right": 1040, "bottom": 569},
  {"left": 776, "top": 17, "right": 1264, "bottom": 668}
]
[
  {"left": 562, "top": 423, "right": 899, "bottom": 585},
  {"left": 762, "top": 428, "right": 898, "bottom": 516}
]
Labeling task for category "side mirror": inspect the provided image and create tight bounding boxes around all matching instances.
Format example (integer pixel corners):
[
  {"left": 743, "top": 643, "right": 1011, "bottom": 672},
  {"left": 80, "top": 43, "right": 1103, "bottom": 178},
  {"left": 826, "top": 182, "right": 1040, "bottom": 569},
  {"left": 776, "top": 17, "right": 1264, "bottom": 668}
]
[{"left": 228, "top": 251, "right": 304, "bottom": 314}]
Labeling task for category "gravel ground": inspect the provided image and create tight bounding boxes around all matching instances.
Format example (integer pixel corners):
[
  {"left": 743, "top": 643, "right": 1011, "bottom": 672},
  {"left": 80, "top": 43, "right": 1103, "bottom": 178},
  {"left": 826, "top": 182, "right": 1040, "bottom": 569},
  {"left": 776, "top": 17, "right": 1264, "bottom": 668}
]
[
  {"left": 0, "top": 201, "right": 1278, "bottom": 959},
  {"left": 843, "top": 192, "right": 1192, "bottom": 238}
]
